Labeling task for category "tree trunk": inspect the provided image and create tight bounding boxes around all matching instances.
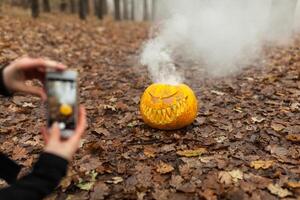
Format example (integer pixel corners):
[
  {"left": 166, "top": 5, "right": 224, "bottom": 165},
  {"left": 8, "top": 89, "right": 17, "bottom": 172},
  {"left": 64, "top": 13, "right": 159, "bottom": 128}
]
[
  {"left": 123, "top": 0, "right": 129, "bottom": 20},
  {"left": 31, "top": 0, "right": 39, "bottom": 18},
  {"left": 114, "top": 0, "right": 121, "bottom": 21},
  {"left": 43, "top": 0, "right": 50, "bottom": 12},
  {"left": 152, "top": 0, "right": 157, "bottom": 21},
  {"left": 94, "top": 0, "right": 103, "bottom": 19},
  {"left": 21, "top": 0, "right": 31, "bottom": 9},
  {"left": 143, "top": 0, "right": 149, "bottom": 21},
  {"left": 70, "top": 0, "right": 76, "bottom": 13},
  {"left": 102, "top": 0, "right": 108, "bottom": 15},
  {"left": 60, "top": 0, "right": 67, "bottom": 12},
  {"left": 85, "top": 0, "right": 90, "bottom": 15},
  {"left": 79, "top": 0, "right": 86, "bottom": 20},
  {"left": 131, "top": 0, "right": 135, "bottom": 21}
]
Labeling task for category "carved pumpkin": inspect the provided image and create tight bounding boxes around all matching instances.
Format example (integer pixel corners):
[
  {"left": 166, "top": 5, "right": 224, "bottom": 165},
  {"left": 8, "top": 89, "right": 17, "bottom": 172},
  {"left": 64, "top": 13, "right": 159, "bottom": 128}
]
[{"left": 140, "top": 83, "right": 198, "bottom": 130}]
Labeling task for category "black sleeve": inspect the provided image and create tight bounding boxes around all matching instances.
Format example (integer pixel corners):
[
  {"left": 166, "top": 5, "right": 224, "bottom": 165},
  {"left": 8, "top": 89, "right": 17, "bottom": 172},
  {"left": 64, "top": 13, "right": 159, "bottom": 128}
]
[
  {"left": 0, "top": 153, "right": 22, "bottom": 184},
  {"left": 0, "top": 63, "right": 12, "bottom": 97},
  {"left": 0, "top": 153, "right": 68, "bottom": 200}
]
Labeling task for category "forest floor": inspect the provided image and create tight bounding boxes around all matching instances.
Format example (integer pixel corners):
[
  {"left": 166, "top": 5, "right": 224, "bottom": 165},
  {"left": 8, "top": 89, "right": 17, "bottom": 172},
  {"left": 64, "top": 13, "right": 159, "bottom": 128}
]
[{"left": 0, "top": 9, "right": 300, "bottom": 200}]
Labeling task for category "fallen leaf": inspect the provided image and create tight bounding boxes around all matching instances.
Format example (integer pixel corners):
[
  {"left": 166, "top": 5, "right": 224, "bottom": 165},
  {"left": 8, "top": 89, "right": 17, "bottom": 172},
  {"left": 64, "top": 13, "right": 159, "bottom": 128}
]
[
  {"left": 144, "top": 146, "right": 156, "bottom": 158},
  {"left": 156, "top": 161, "right": 174, "bottom": 174},
  {"left": 106, "top": 176, "right": 123, "bottom": 184},
  {"left": 228, "top": 170, "right": 243, "bottom": 183},
  {"left": 176, "top": 148, "right": 207, "bottom": 157},
  {"left": 250, "top": 160, "right": 274, "bottom": 170},
  {"left": 267, "top": 183, "right": 292, "bottom": 198},
  {"left": 218, "top": 171, "right": 232, "bottom": 185},
  {"left": 93, "top": 128, "right": 110, "bottom": 136},
  {"left": 271, "top": 123, "right": 285, "bottom": 132},
  {"left": 90, "top": 181, "right": 109, "bottom": 200},
  {"left": 12, "top": 146, "right": 28, "bottom": 160},
  {"left": 251, "top": 116, "right": 265, "bottom": 123},
  {"left": 127, "top": 120, "right": 139, "bottom": 127},
  {"left": 285, "top": 181, "right": 300, "bottom": 189},
  {"left": 76, "top": 181, "right": 95, "bottom": 191},
  {"left": 211, "top": 90, "right": 225, "bottom": 96},
  {"left": 170, "top": 175, "right": 184, "bottom": 189},
  {"left": 76, "top": 171, "right": 98, "bottom": 191},
  {"left": 286, "top": 134, "right": 300, "bottom": 142},
  {"left": 22, "top": 102, "right": 36, "bottom": 108}
]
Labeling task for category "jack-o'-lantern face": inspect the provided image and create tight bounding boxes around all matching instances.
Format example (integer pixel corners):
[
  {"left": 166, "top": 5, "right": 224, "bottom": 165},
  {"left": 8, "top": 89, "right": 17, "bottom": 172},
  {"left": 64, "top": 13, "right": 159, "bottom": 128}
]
[{"left": 140, "top": 83, "right": 198, "bottom": 130}]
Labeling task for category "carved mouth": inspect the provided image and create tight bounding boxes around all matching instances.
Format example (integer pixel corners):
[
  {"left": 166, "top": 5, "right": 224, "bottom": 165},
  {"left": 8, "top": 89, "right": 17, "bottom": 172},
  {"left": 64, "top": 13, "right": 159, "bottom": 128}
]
[{"left": 141, "top": 96, "right": 189, "bottom": 125}]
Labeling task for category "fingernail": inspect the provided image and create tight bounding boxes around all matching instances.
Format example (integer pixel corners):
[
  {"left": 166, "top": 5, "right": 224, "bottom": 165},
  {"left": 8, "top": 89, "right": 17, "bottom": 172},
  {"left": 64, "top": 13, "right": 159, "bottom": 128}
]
[
  {"left": 52, "top": 122, "right": 59, "bottom": 129},
  {"left": 45, "top": 60, "right": 58, "bottom": 68}
]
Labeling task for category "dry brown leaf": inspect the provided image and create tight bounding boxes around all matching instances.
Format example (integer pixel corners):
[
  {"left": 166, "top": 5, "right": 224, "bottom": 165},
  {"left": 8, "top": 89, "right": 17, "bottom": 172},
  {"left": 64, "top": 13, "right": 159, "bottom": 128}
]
[
  {"left": 286, "top": 134, "right": 300, "bottom": 142},
  {"left": 228, "top": 170, "right": 243, "bottom": 183},
  {"left": 251, "top": 116, "right": 265, "bottom": 123},
  {"left": 12, "top": 146, "right": 28, "bottom": 160},
  {"left": 156, "top": 161, "right": 174, "bottom": 174},
  {"left": 106, "top": 177, "right": 123, "bottom": 184},
  {"left": 267, "top": 183, "right": 292, "bottom": 198},
  {"left": 176, "top": 148, "right": 207, "bottom": 157},
  {"left": 90, "top": 181, "right": 110, "bottom": 200},
  {"left": 286, "top": 181, "right": 300, "bottom": 189},
  {"left": 144, "top": 146, "right": 156, "bottom": 158},
  {"left": 271, "top": 123, "right": 285, "bottom": 132},
  {"left": 218, "top": 171, "right": 232, "bottom": 185},
  {"left": 250, "top": 160, "right": 274, "bottom": 170}
]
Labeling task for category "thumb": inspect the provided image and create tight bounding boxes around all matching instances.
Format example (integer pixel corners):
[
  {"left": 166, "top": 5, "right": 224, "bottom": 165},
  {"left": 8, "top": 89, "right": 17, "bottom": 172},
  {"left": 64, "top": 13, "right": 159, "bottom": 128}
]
[{"left": 50, "top": 122, "right": 61, "bottom": 141}]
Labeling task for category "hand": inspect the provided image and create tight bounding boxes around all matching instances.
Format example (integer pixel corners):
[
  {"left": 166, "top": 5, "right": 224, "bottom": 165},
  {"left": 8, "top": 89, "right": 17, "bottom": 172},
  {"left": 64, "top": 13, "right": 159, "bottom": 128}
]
[
  {"left": 42, "top": 106, "right": 87, "bottom": 161},
  {"left": 3, "top": 57, "right": 67, "bottom": 100}
]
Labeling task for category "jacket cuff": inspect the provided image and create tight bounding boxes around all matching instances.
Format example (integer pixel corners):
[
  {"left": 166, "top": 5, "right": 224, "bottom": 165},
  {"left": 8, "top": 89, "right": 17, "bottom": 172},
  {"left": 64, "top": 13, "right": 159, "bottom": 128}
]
[
  {"left": 34, "top": 153, "right": 69, "bottom": 177},
  {"left": 0, "top": 64, "right": 12, "bottom": 97},
  {"left": 0, "top": 153, "right": 22, "bottom": 184}
]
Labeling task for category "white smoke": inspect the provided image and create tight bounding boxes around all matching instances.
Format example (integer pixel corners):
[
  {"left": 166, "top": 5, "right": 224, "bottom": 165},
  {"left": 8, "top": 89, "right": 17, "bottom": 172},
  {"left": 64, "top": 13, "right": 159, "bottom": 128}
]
[{"left": 140, "top": 0, "right": 299, "bottom": 84}]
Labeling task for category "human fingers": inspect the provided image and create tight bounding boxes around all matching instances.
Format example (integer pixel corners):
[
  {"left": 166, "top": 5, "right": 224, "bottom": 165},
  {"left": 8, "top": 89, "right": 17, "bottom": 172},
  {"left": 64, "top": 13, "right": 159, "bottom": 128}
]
[
  {"left": 13, "top": 82, "right": 47, "bottom": 100},
  {"left": 14, "top": 57, "right": 67, "bottom": 71},
  {"left": 41, "top": 127, "right": 49, "bottom": 144},
  {"left": 69, "top": 106, "right": 87, "bottom": 144},
  {"left": 49, "top": 122, "right": 61, "bottom": 141}
]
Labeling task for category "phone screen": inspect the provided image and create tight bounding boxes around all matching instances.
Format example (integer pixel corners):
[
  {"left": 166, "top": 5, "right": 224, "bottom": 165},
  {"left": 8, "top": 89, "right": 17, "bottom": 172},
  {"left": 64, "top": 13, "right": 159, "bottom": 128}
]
[{"left": 46, "top": 77, "right": 77, "bottom": 136}]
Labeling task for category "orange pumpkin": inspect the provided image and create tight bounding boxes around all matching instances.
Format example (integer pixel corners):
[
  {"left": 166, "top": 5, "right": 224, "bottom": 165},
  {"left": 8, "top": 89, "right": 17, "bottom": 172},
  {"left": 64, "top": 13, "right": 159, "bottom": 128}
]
[{"left": 140, "top": 83, "right": 198, "bottom": 130}]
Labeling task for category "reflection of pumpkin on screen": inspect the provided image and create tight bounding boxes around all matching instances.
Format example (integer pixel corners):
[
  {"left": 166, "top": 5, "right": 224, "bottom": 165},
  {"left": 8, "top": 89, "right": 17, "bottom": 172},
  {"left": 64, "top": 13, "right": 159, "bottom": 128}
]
[
  {"left": 140, "top": 83, "right": 198, "bottom": 130},
  {"left": 48, "top": 81, "right": 76, "bottom": 127}
]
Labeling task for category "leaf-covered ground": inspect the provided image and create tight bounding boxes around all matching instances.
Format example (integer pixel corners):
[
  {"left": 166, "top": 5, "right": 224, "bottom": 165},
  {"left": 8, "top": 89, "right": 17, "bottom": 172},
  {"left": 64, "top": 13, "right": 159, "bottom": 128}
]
[{"left": 0, "top": 10, "right": 300, "bottom": 200}]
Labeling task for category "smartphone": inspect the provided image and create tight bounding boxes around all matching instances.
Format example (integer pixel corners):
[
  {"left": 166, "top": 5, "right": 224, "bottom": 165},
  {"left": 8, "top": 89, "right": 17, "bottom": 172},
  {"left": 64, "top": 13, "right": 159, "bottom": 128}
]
[{"left": 46, "top": 70, "right": 78, "bottom": 138}]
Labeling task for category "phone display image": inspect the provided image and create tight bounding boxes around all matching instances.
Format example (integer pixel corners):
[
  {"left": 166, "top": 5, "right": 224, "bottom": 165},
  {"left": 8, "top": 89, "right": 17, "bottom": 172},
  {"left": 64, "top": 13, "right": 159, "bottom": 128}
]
[{"left": 46, "top": 71, "right": 77, "bottom": 137}]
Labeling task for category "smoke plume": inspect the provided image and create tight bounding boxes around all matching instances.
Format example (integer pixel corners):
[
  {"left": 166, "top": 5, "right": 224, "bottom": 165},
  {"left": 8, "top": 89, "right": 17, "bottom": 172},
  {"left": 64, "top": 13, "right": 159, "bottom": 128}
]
[{"left": 140, "top": 0, "right": 299, "bottom": 84}]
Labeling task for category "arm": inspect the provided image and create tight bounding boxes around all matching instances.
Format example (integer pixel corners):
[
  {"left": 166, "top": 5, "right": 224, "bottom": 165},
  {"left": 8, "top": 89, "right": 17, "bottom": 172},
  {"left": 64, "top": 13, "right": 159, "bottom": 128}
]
[{"left": 0, "top": 153, "right": 68, "bottom": 200}]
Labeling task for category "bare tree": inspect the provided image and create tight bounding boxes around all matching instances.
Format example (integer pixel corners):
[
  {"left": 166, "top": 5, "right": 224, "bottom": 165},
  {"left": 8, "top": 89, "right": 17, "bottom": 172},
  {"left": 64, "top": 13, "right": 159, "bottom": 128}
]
[
  {"left": 131, "top": 0, "right": 135, "bottom": 21},
  {"left": 85, "top": 0, "right": 90, "bottom": 15},
  {"left": 31, "top": 0, "right": 39, "bottom": 18},
  {"left": 114, "top": 0, "right": 121, "bottom": 20},
  {"left": 79, "top": 0, "right": 86, "bottom": 20},
  {"left": 43, "top": 0, "right": 50, "bottom": 12},
  {"left": 143, "top": 0, "right": 149, "bottom": 21},
  {"left": 152, "top": 0, "right": 157, "bottom": 20},
  {"left": 102, "top": 0, "right": 108, "bottom": 15},
  {"left": 70, "top": 0, "right": 76, "bottom": 13},
  {"left": 94, "top": 0, "right": 102, "bottom": 19},
  {"left": 123, "top": 0, "right": 129, "bottom": 20},
  {"left": 60, "top": 0, "right": 67, "bottom": 12}
]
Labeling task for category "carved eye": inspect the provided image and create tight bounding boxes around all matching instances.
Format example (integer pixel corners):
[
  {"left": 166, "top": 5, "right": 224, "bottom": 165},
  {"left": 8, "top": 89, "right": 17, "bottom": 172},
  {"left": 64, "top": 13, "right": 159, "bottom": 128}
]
[{"left": 140, "top": 83, "right": 198, "bottom": 130}]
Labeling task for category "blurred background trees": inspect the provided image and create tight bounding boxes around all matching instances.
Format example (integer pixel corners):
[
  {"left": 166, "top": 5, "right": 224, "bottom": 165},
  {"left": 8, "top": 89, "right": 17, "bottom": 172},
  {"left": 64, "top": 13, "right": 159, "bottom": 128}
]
[
  {"left": 0, "top": 0, "right": 159, "bottom": 21},
  {"left": 1, "top": 0, "right": 298, "bottom": 38}
]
